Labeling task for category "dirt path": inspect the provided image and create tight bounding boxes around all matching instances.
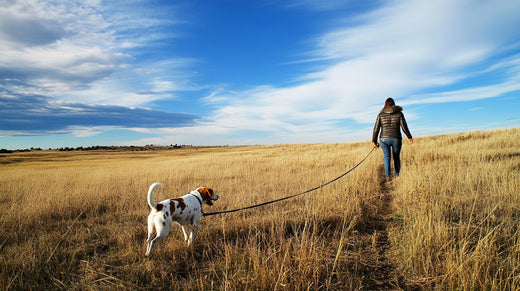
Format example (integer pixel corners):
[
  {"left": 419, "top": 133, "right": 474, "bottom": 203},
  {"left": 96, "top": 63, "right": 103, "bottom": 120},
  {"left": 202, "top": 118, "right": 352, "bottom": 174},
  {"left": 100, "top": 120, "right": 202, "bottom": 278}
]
[{"left": 347, "top": 166, "right": 404, "bottom": 289}]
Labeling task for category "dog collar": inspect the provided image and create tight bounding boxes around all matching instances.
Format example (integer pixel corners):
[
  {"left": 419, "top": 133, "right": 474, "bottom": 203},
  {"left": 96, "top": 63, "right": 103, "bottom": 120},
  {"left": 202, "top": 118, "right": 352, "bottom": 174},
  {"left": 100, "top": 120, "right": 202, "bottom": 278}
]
[{"left": 190, "top": 191, "right": 203, "bottom": 207}]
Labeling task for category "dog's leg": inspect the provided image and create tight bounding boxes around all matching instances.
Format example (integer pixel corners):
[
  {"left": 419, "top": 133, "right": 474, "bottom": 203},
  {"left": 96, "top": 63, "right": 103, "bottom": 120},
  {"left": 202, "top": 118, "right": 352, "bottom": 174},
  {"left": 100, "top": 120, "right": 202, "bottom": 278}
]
[
  {"left": 187, "top": 214, "right": 202, "bottom": 247},
  {"left": 145, "top": 215, "right": 156, "bottom": 256},
  {"left": 146, "top": 235, "right": 164, "bottom": 256},
  {"left": 146, "top": 220, "right": 171, "bottom": 256},
  {"left": 181, "top": 225, "right": 189, "bottom": 243},
  {"left": 145, "top": 232, "right": 155, "bottom": 256},
  {"left": 188, "top": 224, "right": 198, "bottom": 247}
]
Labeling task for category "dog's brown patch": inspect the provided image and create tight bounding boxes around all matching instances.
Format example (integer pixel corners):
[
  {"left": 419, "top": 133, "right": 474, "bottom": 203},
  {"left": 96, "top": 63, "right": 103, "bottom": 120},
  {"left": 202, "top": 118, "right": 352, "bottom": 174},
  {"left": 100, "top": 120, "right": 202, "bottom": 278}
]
[
  {"left": 197, "top": 187, "right": 212, "bottom": 201},
  {"left": 172, "top": 198, "right": 186, "bottom": 211}
]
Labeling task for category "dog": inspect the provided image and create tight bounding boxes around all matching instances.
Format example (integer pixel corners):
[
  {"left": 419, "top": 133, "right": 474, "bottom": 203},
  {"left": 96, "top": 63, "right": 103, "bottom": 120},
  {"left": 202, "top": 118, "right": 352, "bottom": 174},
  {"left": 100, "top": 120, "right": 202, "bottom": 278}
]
[{"left": 145, "top": 182, "right": 218, "bottom": 256}]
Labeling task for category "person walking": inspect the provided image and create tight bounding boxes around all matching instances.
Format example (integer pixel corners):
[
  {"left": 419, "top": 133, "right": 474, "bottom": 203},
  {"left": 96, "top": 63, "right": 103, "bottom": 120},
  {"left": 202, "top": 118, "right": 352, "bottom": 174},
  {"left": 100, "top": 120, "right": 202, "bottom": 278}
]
[{"left": 372, "top": 98, "right": 413, "bottom": 180}]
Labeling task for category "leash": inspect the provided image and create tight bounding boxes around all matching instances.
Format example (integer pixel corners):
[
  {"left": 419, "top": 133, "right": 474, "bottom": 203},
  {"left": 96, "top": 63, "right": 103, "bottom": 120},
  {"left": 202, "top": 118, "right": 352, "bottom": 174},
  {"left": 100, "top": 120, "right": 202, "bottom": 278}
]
[{"left": 203, "top": 146, "right": 377, "bottom": 217}]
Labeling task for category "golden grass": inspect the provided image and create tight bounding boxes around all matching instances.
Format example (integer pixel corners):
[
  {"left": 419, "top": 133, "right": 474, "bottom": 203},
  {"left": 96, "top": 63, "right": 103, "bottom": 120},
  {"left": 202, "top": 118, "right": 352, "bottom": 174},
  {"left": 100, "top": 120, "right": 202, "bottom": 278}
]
[
  {"left": 390, "top": 128, "right": 520, "bottom": 289},
  {"left": 0, "top": 128, "right": 519, "bottom": 289}
]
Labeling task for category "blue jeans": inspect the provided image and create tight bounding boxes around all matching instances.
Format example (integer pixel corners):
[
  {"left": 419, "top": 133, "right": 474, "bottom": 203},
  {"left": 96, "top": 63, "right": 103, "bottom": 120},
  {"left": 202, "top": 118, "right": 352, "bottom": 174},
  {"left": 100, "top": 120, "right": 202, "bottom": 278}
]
[{"left": 380, "top": 138, "right": 402, "bottom": 178}]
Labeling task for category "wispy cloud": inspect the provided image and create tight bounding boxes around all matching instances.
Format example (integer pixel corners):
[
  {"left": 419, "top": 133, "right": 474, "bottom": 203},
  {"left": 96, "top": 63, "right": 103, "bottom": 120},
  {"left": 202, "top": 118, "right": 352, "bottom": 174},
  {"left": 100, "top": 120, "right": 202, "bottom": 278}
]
[
  {"left": 403, "top": 80, "right": 520, "bottom": 106},
  {"left": 202, "top": 0, "right": 520, "bottom": 142}
]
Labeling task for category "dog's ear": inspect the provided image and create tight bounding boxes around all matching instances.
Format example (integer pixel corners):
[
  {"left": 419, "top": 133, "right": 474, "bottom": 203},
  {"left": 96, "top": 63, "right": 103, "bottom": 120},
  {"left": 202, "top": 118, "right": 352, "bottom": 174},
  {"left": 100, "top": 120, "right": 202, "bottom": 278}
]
[
  {"left": 198, "top": 187, "right": 209, "bottom": 200},
  {"left": 198, "top": 187, "right": 215, "bottom": 203}
]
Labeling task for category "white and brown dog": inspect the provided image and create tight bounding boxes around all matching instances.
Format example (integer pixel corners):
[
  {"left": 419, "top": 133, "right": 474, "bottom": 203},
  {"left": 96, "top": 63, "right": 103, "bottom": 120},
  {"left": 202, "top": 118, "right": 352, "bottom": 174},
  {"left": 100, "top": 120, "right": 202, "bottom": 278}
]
[{"left": 145, "top": 182, "right": 218, "bottom": 256}]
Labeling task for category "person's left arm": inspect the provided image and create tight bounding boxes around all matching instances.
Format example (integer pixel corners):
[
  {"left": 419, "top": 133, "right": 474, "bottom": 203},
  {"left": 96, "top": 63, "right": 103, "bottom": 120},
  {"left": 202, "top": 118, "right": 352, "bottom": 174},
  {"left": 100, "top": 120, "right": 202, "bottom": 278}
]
[{"left": 400, "top": 113, "right": 413, "bottom": 143}]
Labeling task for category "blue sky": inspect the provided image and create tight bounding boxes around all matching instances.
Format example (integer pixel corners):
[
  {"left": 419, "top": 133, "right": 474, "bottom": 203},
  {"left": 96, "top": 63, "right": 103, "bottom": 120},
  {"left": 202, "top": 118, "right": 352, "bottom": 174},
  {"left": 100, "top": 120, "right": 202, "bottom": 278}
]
[{"left": 1, "top": 0, "right": 519, "bottom": 149}]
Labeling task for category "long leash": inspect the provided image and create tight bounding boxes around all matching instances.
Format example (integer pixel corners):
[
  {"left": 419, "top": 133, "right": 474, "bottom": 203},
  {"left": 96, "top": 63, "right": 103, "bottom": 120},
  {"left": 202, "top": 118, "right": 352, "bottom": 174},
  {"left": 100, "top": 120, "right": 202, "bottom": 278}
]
[{"left": 203, "top": 146, "right": 377, "bottom": 217}]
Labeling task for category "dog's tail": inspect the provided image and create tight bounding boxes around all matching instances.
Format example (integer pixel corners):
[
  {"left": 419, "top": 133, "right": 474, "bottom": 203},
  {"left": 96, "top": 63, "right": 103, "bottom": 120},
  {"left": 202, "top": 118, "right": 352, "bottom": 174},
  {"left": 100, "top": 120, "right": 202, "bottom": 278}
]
[{"left": 147, "top": 182, "right": 163, "bottom": 209}]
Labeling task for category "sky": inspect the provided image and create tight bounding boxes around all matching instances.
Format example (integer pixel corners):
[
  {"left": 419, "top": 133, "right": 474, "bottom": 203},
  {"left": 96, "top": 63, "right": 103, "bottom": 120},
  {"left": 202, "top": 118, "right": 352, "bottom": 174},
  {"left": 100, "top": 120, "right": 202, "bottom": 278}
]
[{"left": 1, "top": 0, "right": 519, "bottom": 149}]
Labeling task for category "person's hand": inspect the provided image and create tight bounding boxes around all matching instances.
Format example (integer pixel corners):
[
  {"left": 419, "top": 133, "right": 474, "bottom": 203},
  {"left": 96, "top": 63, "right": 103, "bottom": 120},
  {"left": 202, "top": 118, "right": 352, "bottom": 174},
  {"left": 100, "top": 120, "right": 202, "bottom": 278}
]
[
  {"left": 373, "top": 142, "right": 380, "bottom": 148},
  {"left": 409, "top": 138, "right": 414, "bottom": 144}
]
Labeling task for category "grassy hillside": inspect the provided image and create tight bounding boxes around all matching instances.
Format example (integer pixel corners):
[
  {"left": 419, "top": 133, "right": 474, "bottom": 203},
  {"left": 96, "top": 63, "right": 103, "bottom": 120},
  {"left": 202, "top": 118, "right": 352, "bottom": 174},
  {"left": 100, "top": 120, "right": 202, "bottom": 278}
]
[{"left": 1, "top": 128, "right": 518, "bottom": 289}]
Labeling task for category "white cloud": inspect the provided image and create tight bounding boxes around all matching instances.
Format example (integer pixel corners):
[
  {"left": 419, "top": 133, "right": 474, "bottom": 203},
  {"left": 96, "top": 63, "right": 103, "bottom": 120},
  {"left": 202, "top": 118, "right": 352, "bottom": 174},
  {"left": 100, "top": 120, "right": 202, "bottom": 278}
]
[
  {"left": 0, "top": 1, "right": 119, "bottom": 97},
  {"left": 404, "top": 81, "right": 520, "bottom": 105},
  {"left": 0, "top": 0, "right": 192, "bottom": 108},
  {"left": 199, "top": 0, "right": 520, "bottom": 143}
]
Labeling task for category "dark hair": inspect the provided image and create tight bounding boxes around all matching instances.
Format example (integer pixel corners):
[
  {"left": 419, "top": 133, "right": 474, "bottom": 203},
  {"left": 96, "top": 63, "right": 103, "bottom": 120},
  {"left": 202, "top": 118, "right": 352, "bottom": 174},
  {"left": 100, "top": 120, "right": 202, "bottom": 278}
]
[{"left": 384, "top": 98, "right": 395, "bottom": 107}]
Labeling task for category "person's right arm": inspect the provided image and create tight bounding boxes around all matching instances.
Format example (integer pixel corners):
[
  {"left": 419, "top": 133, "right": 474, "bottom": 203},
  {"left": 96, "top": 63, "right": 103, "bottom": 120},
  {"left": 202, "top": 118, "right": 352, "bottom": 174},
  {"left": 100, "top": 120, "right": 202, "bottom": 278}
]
[{"left": 372, "top": 114, "right": 381, "bottom": 147}]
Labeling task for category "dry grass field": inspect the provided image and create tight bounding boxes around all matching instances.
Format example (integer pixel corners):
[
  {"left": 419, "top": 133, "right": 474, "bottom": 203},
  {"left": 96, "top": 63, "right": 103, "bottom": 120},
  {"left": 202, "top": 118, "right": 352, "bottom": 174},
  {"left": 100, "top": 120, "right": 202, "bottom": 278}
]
[{"left": 1, "top": 128, "right": 519, "bottom": 290}]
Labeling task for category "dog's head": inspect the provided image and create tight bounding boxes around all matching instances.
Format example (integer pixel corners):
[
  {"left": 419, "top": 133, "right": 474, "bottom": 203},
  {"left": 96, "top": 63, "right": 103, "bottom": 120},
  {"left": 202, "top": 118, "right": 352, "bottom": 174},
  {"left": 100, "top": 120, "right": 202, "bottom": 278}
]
[{"left": 196, "top": 187, "right": 218, "bottom": 206}]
